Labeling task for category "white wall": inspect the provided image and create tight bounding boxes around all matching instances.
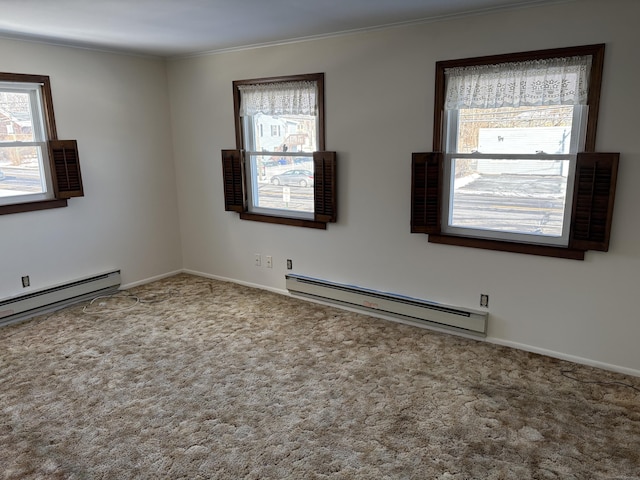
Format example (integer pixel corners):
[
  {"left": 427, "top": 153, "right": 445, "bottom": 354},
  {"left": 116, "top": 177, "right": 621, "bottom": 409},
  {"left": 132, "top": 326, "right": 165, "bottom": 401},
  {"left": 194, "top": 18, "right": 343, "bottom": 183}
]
[
  {"left": 0, "top": 38, "right": 182, "bottom": 295},
  {"left": 167, "top": 0, "right": 640, "bottom": 374}
]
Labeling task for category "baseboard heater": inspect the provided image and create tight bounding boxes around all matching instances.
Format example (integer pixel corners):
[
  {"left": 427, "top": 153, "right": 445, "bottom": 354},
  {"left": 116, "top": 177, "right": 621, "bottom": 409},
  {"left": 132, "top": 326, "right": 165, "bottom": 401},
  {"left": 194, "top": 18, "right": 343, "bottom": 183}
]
[
  {"left": 286, "top": 274, "right": 487, "bottom": 336},
  {"left": 0, "top": 270, "right": 121, "bottom": 327}
]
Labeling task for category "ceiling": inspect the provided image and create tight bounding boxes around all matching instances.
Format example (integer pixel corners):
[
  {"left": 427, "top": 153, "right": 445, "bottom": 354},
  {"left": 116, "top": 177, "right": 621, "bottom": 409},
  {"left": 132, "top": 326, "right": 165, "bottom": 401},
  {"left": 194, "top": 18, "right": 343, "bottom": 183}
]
[{"left": 0, "top": 0, "right": 567, "bottom": 57}]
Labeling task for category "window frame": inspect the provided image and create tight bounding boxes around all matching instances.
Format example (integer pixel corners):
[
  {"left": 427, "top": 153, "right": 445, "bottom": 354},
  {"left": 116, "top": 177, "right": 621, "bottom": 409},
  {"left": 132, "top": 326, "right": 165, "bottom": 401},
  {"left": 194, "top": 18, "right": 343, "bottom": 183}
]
[
  {"left": 412, "top": 44, "right": 618, "bottom": 260},
  {"left": 223, "top": 72, "right": 336, "bottom": 229},
  {"left": 0, "top": 72, "right": 83, "bottom": 216},
  {"left": 440, "top": 103, "right": 586, "bottom": 247}
]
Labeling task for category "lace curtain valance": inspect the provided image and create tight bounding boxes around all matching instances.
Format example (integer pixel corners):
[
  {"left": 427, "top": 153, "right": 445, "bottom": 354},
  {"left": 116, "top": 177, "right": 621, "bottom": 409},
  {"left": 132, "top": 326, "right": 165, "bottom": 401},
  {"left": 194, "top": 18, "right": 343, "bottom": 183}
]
[
  {"left": 445, "top": 55, "right": 592, "bottom": 110},
  {"left": 238, "top": 81, "right": 317, "bottom": 116}
]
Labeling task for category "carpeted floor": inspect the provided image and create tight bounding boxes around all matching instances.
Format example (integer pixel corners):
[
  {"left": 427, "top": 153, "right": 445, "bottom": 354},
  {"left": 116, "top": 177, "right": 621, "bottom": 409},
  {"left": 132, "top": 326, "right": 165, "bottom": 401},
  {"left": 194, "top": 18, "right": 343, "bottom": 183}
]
[{"left": 1, "top": 273, "right": 639, "bottom": 479}]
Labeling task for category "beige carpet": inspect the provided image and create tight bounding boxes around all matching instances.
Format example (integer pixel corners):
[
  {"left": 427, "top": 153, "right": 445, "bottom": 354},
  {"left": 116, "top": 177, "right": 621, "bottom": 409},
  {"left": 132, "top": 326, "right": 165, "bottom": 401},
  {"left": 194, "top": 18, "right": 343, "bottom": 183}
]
[{"left": 1, "top": 273, "right": 639, "bottom": 479}]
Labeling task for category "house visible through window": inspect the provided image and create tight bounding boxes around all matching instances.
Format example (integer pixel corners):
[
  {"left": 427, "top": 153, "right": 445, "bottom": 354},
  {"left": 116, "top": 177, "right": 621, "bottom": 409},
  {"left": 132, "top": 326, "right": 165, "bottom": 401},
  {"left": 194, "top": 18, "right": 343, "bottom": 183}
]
[
  {"left": 412, "top": 45, "right": 619, "bottom": 259},
  {"left": 222, "top": 73, "right": 336, "bottom": 229},
  {"left": 0, "top": 72, "right": 83, "bottom": 215}
]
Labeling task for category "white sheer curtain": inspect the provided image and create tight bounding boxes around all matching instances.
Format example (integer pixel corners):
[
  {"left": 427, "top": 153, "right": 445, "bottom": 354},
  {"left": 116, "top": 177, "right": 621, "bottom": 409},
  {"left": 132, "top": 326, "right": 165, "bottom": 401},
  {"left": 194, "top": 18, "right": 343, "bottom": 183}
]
[
  {"left": 445, "top": 56, "right": 592, "bottom": 110},
  {"left": 238, "top": 81, "right": 317, "bottom": 116}
]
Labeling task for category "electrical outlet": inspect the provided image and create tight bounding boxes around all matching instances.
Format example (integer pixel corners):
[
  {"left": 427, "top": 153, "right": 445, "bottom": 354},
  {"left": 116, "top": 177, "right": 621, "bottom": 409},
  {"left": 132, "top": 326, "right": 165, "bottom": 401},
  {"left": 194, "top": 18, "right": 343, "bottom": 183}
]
[
  {"left": 254, "top": 254, "right": 261, "bottom": 267},
  {"left": 286, "top": 259, "right": 293, "bottom": 270},
  {"left": 21, "top": 275, "right": 30, "bottom": 288},
  {"left": 266, "top": 255, "right": 273, "bottom": 268},
  {"left": 480, "top": 294, "right": 489, "bottom": 308}
]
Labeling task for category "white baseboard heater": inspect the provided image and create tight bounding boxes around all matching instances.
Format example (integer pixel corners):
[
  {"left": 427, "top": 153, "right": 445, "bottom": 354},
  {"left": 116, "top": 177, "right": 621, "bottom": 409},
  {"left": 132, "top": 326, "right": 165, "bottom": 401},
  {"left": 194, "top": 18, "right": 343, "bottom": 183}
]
[
  {"left": 286, "top": 274, "right": 488, "bottom": 336},
  {"left": 0, "top": 270, "right": 121, "bottom": 327}
]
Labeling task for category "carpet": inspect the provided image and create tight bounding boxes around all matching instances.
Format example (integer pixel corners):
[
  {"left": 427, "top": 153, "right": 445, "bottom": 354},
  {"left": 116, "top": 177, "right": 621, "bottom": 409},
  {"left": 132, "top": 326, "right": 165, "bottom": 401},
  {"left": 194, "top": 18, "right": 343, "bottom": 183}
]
[{"left": 1, "top": 273, "right": 638, "bottom": 479}]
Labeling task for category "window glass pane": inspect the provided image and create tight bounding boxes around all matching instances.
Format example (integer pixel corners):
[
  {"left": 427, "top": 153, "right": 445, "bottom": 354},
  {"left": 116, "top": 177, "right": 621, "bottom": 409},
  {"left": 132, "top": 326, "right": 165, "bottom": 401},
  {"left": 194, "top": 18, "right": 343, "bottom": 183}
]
[
  {"left": 0, "top": 91, "right": 36, "bottom": 142},
  {"left": 0, "top": 146, "right": 47, "bottom": 200},
  {"left": 243, "top": 109, "right": 318, "bottom": 218},
  {"left": 454, "top": 105, "right": 575, "bottom": 154},
  {"left": 443, "top": 104, "right": 581, "bottom": 245},
  {"left": 246, "top": 113, "right": 317, "bottom": 153},
  {"left": 248, "top": 154, "right": 314, "bottom": 216},
  {"left": 449, "top": 157, "right": 569, "bottom": 239},
  {"left": 0, "top": 84, "right": 52, "bottom": 205}
]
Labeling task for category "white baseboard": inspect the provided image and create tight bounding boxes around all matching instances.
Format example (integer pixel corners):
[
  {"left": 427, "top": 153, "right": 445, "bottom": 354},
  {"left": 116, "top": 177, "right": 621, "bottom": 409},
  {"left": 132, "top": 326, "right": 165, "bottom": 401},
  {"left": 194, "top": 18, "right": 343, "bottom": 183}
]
[
  {"left": 140, "top": 270, "right": 640, "bottom": 379},
  {"left": 181, "top": 269, "right": 289, "bottom": 296},
  {"left": 289, "top": 291, "right": 640, "bottom": 377},
  {"left": 486, "top": 337, "right": 640, "bottom": 378},
  {"left": 121, "top": 269, "right": 184, "bottom": 290}
]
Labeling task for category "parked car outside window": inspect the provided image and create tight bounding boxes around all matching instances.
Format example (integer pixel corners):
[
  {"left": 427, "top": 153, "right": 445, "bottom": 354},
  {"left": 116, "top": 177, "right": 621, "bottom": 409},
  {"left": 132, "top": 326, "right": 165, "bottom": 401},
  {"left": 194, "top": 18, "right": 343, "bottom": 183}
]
[{"left": 270, "top": 169, "right": 314, "bottom": 187}]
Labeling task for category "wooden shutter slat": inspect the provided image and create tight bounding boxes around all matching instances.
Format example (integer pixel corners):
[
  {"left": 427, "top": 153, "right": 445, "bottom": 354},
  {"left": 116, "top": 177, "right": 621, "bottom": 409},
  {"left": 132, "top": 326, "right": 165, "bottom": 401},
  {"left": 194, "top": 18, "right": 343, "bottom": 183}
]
[
  {"left": 411, "top": 152, "right": 442, "bottom": 234},
  {"left": 313, "top": 151, "right": 337, "bottom": 223},
  {"left": 221, "top": 149, "right": 246, "bottom": 212},
  {"left": 48, "top": 139, "right": 83, "bottom": 199},
  {"left": 569, "top": 152, "right": 619, "bottom": 252}
]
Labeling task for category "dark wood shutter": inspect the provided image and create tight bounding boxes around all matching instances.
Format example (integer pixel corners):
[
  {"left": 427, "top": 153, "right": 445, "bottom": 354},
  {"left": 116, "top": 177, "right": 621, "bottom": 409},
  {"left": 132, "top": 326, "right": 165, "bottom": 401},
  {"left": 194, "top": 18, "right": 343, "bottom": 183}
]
[
  {"left": 313, "top": 151, "right": 337, "bottom": 223},
  {"left": 411, "top": 152, "right": 442, "bottom": 234},
  {"left": 221, "top": 149, "right": 246, "bottom": 212},
  {"left": 569, "top": 152, "right": 619, "bottom": 252},
  {"left": 48, "top": 140, "right": 83, "bottom": 199}
]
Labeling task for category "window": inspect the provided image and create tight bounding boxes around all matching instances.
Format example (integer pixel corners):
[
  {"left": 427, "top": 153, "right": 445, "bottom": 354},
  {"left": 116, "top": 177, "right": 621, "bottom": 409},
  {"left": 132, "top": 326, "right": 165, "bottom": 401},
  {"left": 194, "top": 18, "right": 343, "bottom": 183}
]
[
  {"left": 222, "top": 73, "right": 336, "bottom": 229},
  {"left": 412, "top": 44, "right": 618, "bottom": 259},
  {"left": 0, "top": 72, "right": 83, "bottom": 215}
]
